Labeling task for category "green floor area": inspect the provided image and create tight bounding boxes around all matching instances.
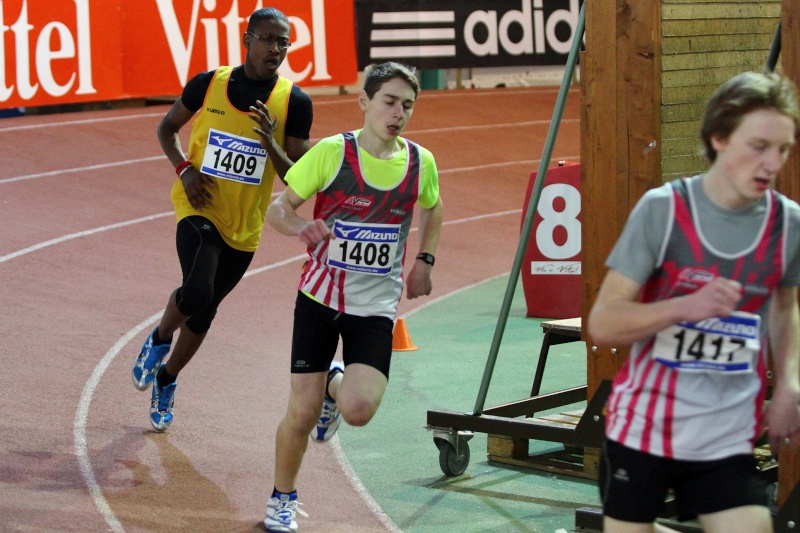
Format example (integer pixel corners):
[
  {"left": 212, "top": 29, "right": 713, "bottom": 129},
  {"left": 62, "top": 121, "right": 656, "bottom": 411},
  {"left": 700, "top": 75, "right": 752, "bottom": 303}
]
[{"left": 338, "top": 275, "right": 600, "bottom": 532}]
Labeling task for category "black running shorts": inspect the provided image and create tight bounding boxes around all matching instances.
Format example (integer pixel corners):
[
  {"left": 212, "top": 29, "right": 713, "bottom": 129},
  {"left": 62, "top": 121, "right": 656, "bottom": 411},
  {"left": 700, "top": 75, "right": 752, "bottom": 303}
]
[
  {"left": 290, "top": 291, "right": 394, "bottom": 377},
  {"left": 599, "top": 438, "right": 769, "bottom": 523}
]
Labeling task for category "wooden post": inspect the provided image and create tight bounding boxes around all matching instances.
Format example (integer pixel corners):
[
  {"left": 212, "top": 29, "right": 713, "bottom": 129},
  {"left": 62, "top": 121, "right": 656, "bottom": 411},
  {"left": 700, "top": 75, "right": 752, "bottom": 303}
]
[
  {"left": 777, "top": 0, "right": 800, "bottom": 511},
  {"left": 582, "top": 0, "right": 661, "bottom": 399}
]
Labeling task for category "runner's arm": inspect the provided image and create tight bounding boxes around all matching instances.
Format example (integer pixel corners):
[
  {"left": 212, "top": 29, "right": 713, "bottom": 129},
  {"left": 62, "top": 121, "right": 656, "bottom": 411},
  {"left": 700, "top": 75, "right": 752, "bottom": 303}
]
[
  {"left": 406, "top": 197, "right": 443, "bottom": 299},
  {"left": 588, "top": 270, "right": 742, "bottom": 347},
  {"left": 156, "top": 100, "right": 195, "bottom": 168},
  {"left": 267, "top": 187, "right": 329, "bottom": 245},
  {"left": 765, "top": 285, "right": 800, "bottom": 452}
]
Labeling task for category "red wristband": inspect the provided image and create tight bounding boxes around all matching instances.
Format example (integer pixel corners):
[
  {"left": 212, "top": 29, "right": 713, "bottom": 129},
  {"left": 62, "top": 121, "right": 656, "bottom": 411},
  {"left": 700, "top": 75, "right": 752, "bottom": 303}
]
[{"left": 175, "top": 160, "right": 192, "bottom": 176}]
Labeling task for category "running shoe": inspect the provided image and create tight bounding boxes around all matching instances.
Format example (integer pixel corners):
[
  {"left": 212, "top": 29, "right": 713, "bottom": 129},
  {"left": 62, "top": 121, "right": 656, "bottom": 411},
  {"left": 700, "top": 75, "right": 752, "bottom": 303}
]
[
  {"left": 264, "top": 492, "right": 307, "bottom": 533},
  {"left": 131, "top": 327, "right": 171, "bottom": 391},
  {"left": 310, "top": 360, "right": 344, "bottom": 442},
  {"left": 150, "top": 364, "right": 176, "bottom": 432}
]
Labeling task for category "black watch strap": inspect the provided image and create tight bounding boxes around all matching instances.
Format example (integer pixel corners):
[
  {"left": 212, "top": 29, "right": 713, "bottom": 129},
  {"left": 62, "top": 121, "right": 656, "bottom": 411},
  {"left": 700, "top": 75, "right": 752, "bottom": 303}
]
[{"left": 416, "top": 252, "right": 435, "bottom": 266}]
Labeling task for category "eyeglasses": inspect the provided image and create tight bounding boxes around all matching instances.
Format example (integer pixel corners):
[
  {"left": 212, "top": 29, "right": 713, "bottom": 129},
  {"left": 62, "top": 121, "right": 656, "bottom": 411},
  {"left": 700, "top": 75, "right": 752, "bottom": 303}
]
[{"left": 246, "top": 31, "right": 291, "bottom": 50}]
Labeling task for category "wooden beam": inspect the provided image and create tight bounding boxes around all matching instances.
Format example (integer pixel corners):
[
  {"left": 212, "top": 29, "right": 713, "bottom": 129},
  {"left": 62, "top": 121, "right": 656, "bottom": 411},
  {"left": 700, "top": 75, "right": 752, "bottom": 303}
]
[
  {"left": 582, "top": 0, "right": 623, "bottom": 399},
  {"left": 777, "top": 0, "right": 800, "bottom": 510}
]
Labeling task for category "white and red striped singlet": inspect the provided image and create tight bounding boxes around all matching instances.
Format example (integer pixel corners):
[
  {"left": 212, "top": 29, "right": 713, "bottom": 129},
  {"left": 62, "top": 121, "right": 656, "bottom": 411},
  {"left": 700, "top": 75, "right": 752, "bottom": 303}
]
[
  {"left": 606, "top": 178, "right": 787, "bottom": 460},
  {"left": 298, "top": 131, "right": 421, "bottom": 319}
]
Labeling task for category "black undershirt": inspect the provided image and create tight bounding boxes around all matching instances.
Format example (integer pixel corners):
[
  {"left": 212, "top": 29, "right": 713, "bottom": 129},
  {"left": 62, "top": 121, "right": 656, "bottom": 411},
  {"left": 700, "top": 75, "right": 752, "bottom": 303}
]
[{"left": 180, "top": 65, "right": 313, "bottom": 140}]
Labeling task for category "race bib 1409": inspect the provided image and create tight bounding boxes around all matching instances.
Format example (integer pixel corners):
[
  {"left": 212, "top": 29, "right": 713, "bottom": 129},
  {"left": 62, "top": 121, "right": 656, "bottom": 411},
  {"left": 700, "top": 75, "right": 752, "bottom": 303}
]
[{"left": 200, "top": 128, "right": 267, "bottom": 185}]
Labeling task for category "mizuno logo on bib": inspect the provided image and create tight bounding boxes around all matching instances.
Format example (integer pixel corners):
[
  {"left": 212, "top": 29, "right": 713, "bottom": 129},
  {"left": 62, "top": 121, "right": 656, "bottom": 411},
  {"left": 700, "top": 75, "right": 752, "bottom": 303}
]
[
  {"left": 652, "top": 311, "right": 760, "bottom": 373},
  {"left": 327, "top": 220, "right": 400, "bottom": 276},
  {"left": 200, "top": 128, "right": 268, "bottom": 185}
]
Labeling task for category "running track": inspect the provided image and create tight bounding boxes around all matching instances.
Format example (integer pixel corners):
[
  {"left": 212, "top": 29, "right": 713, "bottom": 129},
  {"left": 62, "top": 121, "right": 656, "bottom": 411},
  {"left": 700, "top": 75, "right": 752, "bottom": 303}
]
[{"left": 0, "top": 86, "right": 580, "bottom": 532}]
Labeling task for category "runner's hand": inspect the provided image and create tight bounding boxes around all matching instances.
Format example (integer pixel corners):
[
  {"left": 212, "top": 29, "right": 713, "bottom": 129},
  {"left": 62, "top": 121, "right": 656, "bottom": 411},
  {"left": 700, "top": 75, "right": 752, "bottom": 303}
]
[
  {"left": 180, "top": 167, "right": 216, "bottom": 210},
  {"left": 249, "top": 100, "right": 276, "bottom": 149},
  {"left": 406, "top": 261, "right": 433, "bottom": 299},
  {"left": 298, "top": 219, "right": 331, "bottom": 246},
  {"left": 682, "top": 277, "right": 742, "bottom": 321},
  {"left": 763, "top": 388, "right": 800, "bottom": 455}
]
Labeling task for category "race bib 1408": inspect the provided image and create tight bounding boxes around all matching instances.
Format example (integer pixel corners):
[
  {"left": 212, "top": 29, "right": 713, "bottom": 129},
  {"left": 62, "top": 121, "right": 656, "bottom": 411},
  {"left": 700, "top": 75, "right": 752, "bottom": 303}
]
[
  {"left": 327, "top": 220, "right": 401, "bottom": 276},
  {"left": 652, "top": 311, "right": 760, "bottom": 374},
  {"left": 200, "top": 128, "right": 267, "bottom": 185}
]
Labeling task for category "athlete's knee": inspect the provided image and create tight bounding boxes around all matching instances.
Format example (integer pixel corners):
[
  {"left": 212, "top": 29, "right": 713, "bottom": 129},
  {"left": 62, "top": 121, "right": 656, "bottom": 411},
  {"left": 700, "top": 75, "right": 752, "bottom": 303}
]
[
  {"left": 175, "top": 282, "right": 214, "bottom": 316},
  {"left": 339, "top": 396, "right": 380, "bottom": 427},
  {"left": 278, "top": 410, "right": 315, "bottom": 438},
  {"left": 184, "top": 312, "right": 214, "bottom": 335},
  {"left": 698, "top": 506, "right": 772, "bottom": 533},
  {"left": 287, "top": 399, "right": 323, "bottom": 434}
]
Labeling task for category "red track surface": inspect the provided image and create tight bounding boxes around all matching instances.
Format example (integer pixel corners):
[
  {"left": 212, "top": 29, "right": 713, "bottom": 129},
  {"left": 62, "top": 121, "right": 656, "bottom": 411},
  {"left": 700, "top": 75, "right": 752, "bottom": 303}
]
[{"left": 0, "top": 86, "right": 580, "bottom": 532}]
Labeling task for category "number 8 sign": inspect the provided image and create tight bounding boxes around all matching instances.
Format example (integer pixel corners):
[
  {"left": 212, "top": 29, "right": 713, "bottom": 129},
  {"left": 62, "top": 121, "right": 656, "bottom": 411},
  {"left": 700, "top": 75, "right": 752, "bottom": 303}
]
[
  {"left": 520, "top": 162, "right": 582, "bottom": 318},
  {"left": 536, "top": 182, "right": 581, "bottom": 260}
]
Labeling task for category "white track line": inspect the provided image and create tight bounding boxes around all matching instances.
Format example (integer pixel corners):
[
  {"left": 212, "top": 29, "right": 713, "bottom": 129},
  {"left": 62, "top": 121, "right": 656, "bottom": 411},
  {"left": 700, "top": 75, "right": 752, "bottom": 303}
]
[
  {"left": 0, "top": 87, "right": 569, "bottom": 132},
  {"left": 0, "top": 112, "right": 164, "bottom": 132},
  {"left": 0, "top": 156, "right": 165, "bottom": 184},
  {"left": 407, "top": 118, "right": 576, "bottom": 137},
  {"left": 441, "top": 159, "right": 533, "bottom": 175},
  {"left": 329, "top": 436, "right": 404, "bottom": 533},
  {"left": 0, "top": 129, "right": 573, "bottom": 185},
  {"left": 0, "top": 151, "right": 579, "bottom": 264},
  {"left": 70, "top": 210, "right": 521, "bottom": 533},
  {"left": 0, "top": 202, "right": 525, "bottom": 266},
  {"left": 401, "top": 271, "right": 511, "bottom": 319},
  {"left": 0, "top": 148, "right": 575, "bottom": 264},
  {"left": 74, "top": 314, "right": 160, "bottom": 533},
  {"left": 419, "top": 87, "right": 568, "bottom": 100},
  {"left": 0, "top": 212, "right": 172, "bottom": 264}
]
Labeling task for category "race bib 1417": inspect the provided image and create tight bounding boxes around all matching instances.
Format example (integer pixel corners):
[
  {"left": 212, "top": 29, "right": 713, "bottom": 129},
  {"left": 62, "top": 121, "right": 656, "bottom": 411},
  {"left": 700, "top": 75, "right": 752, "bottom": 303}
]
[{"left": 652, "top": 311, "right": 760, "bottom": 374}]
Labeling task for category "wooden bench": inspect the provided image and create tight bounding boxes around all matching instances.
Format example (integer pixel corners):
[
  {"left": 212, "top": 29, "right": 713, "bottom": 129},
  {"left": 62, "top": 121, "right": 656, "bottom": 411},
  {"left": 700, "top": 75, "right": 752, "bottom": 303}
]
[
  {"left": 487, "top": 317, "right": 607, "bottom": 478},
  {"left": 530, "top": 317, "right": 583, "bottom": 399}
]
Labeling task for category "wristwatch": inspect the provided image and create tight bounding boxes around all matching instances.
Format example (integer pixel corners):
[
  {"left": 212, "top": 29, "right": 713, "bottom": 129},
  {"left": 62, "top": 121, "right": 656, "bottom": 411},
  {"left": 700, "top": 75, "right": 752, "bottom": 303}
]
[{"left": 416, "top": 252, "right": 435, "bottom": 266}]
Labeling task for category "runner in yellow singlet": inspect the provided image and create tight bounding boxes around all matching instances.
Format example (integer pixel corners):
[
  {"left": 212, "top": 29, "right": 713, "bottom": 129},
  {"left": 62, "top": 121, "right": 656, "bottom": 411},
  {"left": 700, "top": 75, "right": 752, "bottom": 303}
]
[{"left": 130, "top": 7, "right": 313, "bottom": 437}]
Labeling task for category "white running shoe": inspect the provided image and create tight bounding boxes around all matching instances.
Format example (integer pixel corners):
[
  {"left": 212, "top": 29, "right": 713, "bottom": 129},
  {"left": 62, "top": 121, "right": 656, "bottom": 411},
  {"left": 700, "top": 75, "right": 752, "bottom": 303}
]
[{"left": 310, "top": 360, "right": 344, "bottom": 442}]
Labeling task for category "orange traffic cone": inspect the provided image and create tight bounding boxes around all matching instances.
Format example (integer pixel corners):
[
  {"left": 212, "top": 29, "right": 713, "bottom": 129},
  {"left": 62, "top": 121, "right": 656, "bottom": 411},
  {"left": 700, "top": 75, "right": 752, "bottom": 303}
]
[{"left": 392, "top": 318, "right": 418, "bottom": 352}]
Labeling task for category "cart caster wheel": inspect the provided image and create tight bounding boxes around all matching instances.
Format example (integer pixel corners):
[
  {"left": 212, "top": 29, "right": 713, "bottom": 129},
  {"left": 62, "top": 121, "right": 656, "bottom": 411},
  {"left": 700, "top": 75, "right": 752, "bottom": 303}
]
[{"left": 436, "top": 438, "right": 470, "bottom": 477}]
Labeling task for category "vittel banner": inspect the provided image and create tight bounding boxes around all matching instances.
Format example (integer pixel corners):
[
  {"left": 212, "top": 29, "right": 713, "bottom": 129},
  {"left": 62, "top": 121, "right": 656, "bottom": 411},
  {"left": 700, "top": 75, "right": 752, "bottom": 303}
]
[
  {"left": 0, "top": 0, "right": 358, "bottom": 108},
  {"left": 355, "top": 0, "right": 582, "bottom": 70}
]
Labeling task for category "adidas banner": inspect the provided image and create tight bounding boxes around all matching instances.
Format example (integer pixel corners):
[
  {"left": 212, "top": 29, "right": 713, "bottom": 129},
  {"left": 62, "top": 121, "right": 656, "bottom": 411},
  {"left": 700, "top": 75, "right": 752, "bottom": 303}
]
[{"left": 355, "top": 0, "right": 583, "bottom": 70}]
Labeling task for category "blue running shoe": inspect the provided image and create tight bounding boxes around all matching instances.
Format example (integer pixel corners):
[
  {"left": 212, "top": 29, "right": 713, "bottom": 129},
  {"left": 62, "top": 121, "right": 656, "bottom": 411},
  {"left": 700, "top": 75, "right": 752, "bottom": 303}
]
[
  {"left": 150, "top": 364, "right": 176, "bottom": 432},
  {"left": 131, "top": 328, "right": 171, "bottom": 391},
  {"left": 310, "top": 360, "right": 344, "bottom": 443},
  {"left": 264, "top": 492, "right": 307, "bottom": 533}
]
